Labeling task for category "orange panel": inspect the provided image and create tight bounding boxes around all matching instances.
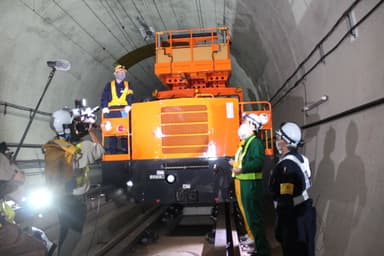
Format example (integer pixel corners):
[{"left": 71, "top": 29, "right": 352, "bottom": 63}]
[
  {"left": 161, "top": 112, "right": 208, "bottom": 123},
  {"left": 162, "top": 135, "right": 208, "bottom": 146},
  {"left": 102, "top": 154, "right": 130, "bottom": 161},
  {"left": 161, "top": 105, "right": 207, "bottom": 112},
  {"left": 131, "top": 97, "right": 240, "bottom": 160},
  {"left": 155, "top": 27, "right": 231, "bottom": 91},
  {"left": 162, "top": 124, "right": 208, "bottom": 135},
  {"left": 162, "top": 146, "right": 208, "bottom": 154}
]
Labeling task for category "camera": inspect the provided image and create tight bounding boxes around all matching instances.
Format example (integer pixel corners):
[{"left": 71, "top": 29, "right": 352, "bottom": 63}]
[{"left": 70, "top": 99, "right": 100, "bottom": 140}]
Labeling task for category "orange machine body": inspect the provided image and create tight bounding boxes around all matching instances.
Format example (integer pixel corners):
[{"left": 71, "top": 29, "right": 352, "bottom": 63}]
[{"left": 101, "top": 27, "right": 273, "bottom": 204}]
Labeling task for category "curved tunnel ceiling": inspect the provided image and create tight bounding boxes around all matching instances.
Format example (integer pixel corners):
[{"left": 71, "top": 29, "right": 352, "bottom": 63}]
[
  {"left": 10, "top": 0, "right": 297, "bottom": 102},
  {"left": 2, "top": 0, "right": 379, "bottom": 156},
  {"left": 117, "top": 43, "right": 155, "bottom": 70},
  {"left": 1, "top": 0, "right": 313, "bottom": 106},
  {"left": 2, "top": 3, "right": 384, "bottom": 254}
]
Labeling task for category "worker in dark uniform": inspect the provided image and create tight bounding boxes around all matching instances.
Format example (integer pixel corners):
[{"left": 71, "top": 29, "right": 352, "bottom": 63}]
[
  {"left": 100, "top": 64, "right": 133, "bottom": 153},
  {"left": 269, "top": 122, "right": 316, "bottom": 256},
  {"left": 230, "top": 113, "right": 270, "bottom": 256}
]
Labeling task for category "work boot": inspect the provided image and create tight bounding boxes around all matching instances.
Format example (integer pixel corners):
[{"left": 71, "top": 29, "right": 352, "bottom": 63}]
[
  {"left": 244, "top": 245, "right": 257, "bottom": 254},
  {"left": 240, "top": 236, "right": 255, "bottom": 246}
]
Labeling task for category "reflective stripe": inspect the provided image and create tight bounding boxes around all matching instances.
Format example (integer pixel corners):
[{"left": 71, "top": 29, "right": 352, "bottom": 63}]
[
  {"left": 233, "top": 136, "right": 262, "bottom": 180},
  {"left": 236, "top": 172, "right": 263, "bottom": 180},
  {"left": 273, "top": 190, "right": 309, "bottom": 209},
  {"left": 232, "top": 143, "right": 244, "bottom": 178},
  {"left": 281, "top": 154, "right": 311, "bottom": 190},
  {"left": 0, "top": 200, "right": 15, "bottom": 223},
  {"left": 293, "top": 190, "right": 309, "bottom": 206},
  {"left": 108, "top": 80, "right": 132, "bottom": 107}
]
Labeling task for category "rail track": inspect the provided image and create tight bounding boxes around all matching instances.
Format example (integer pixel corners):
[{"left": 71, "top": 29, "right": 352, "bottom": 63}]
[{"left": 89, "top": 200, "right": 252, "bottom": 256}]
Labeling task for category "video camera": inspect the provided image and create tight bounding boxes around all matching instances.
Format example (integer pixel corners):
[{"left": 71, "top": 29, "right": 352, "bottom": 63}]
[{"left": 70, "top": 99, "right": 100, "bottom": 140}]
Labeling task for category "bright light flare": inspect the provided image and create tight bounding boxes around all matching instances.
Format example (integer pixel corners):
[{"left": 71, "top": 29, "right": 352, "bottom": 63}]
[
  {"left": 204, "top": 141, "right": 217, "bottom": 160},
  {"left": 153, "top": 127, "right": 164, "bottom": 138},
  {"left": 28, "top": 188, "right": 53, "bottom": 210}
]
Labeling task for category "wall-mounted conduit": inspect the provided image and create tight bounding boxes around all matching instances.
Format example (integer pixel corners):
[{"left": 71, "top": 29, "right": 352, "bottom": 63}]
[
  {"left": 269, "top": 0, "right": 384, "bottom": 108},
  {"left": 0, "top": 101, "right": 51, "bottom": 117},
  {"left": 301, "top": 97, "right": 384, "bottom": 130}
]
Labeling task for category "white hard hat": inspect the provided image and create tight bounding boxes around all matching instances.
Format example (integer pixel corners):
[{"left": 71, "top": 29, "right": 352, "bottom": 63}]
[
  {"left": 243, "top": 113, "right": 262, "bottom": 131},
  {"left": 51, "top": 109, "right": 72, "bottom": 135},
  {"left": 276, "top": 122, "right": 302, "bottom": 148}
]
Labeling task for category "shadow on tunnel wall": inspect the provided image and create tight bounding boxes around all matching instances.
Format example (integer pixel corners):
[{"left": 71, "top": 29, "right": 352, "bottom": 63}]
[{"left": 315, "top": 121, "right": 366, "bottom": 255}]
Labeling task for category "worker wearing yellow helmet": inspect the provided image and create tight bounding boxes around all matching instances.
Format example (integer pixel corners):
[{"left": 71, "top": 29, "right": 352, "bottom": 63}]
[
  {"left": 101, "top": 64, "right": 133, "bottom": 114},
  {"left": 100, "top": 64, "right": 133, "bottom": 153}
]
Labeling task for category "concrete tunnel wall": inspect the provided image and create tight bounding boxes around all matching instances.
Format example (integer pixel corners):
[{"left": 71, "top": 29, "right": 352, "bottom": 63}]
[{"left": 0, "top": 0, "right": 383, "bottom": 255}]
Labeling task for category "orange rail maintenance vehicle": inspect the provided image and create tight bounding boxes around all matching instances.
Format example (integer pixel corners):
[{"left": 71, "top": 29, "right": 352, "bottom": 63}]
[{"left": 101, "top": 27, "right": 273, "bottom": 204}]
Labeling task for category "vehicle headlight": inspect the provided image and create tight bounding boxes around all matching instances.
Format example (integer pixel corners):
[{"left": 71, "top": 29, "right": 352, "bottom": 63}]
[
  {"left": 166, "top": 174, "right": 176, "bottom": 184},
  {"left": 103, "top": 121, "right": 112, "bottom": 131}
]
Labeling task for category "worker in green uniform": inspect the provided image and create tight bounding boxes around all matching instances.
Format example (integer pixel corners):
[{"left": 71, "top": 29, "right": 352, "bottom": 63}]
[{"left": 231, "top": 113, "right": 270, "bottom": 256}]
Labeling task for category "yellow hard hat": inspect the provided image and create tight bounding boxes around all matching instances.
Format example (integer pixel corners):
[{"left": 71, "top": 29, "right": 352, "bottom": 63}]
[{"left": 114, "top": 64, "right": 127, "bottom": 72}]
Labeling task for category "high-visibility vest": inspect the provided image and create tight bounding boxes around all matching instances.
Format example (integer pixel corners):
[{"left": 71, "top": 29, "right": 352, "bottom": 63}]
[
  {"left": 233, "top": 136, "right": 263, "bottom": 180},
  {"left": 0, "top": 199, "right": 15, "bottom": 228},
  {"left": 280, "top": 153, "right": 311, "bottom": 190},
  {"left": 108, "top": 80, "right": 133, "bottom": 107},
  {"left": 274, "top": 153, "right": 312, "bottom": 207}
]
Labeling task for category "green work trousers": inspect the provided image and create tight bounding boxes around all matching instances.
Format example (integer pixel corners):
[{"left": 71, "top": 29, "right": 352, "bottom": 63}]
[{"left": 240, "top": 179, "right": 270, "bottom": 256}]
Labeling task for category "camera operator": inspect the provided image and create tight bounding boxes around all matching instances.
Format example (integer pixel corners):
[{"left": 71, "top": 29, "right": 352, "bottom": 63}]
[
  {"left": 43, "top": 100, "right": 104, "bottom": 256},
  {"left": 0, "top": 142, "right": 48, "bottom": 256}
]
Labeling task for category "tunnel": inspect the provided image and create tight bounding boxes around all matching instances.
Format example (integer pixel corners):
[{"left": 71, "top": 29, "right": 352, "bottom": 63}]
[{"left": 1, "top": 1, "right": 384, "bottom": 255}]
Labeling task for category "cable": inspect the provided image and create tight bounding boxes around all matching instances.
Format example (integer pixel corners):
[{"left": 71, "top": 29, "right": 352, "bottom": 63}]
[
  {"left": 19, "top": 1, "right": 111, "bottom": 70},
  {"left": 102, "top": 0, "right": 136, "bottom": 48},
  {"left": 271, "top": 0, "right": 384, "bottom": 107},
  {"left": 52, "top": 0, "right": 118, "bottom": 61},
  {"left": 170, "top": 3, "right": 181, "bottom": 28},
  {"left": 152, "top": 0, "right": 167, "bottom": 30},
  {"left": 269, "top": 0, "right": 362, "bottom": 103},
  {"left": 195, "top": 0, "right": 204, "bottom": 28},
  {"left": 301, "top": 97, "right": 384, "bottom": 130},
  {"left": 223, "top": 0, "right": 227, "bottom": 26},
  {"left": 81, "top": 0, "right": 130, "bottom": 52}
]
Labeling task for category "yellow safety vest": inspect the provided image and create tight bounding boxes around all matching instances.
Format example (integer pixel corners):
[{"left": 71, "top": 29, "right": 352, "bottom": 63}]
[
  {"left": 108, "top": 80, "right": 133, "bottom": 107},
  {"left": 74, "top": 143, "right": 90, "bottom": 189},
  {"left": 0, "top": 199, "right": 15, "bottom": 228},
  {"left": 233, "top": 136, "right": 263, "bottom": 180}
]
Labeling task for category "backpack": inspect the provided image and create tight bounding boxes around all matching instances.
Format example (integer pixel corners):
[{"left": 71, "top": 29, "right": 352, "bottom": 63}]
[{"left": 42, "top": 139, "right": 80, "bottom": 189}]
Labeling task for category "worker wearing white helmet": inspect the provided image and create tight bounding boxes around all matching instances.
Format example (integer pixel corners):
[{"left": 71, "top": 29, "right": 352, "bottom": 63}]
[
  {"left": 269, "top": 121, "right": 316, "bottom": 256},
  {"left": 229, "top": 113, "right": 270, "bottom": 256},
  {"left": 44, "top": 103, "right": 105, "bottom": 256}
]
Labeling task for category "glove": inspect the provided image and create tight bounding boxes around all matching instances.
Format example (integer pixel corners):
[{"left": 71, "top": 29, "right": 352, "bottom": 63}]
[
  {"left": 124, "top": 105, "right": 131, "bottom": 113},
  {"left": 102, "top": 107, "right": 109, "bottom": 114}
]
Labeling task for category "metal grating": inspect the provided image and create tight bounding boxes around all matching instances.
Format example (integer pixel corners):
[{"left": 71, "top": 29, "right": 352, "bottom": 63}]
[{"left": 161, "top": 105, "right": 208, "bottom": 154}]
